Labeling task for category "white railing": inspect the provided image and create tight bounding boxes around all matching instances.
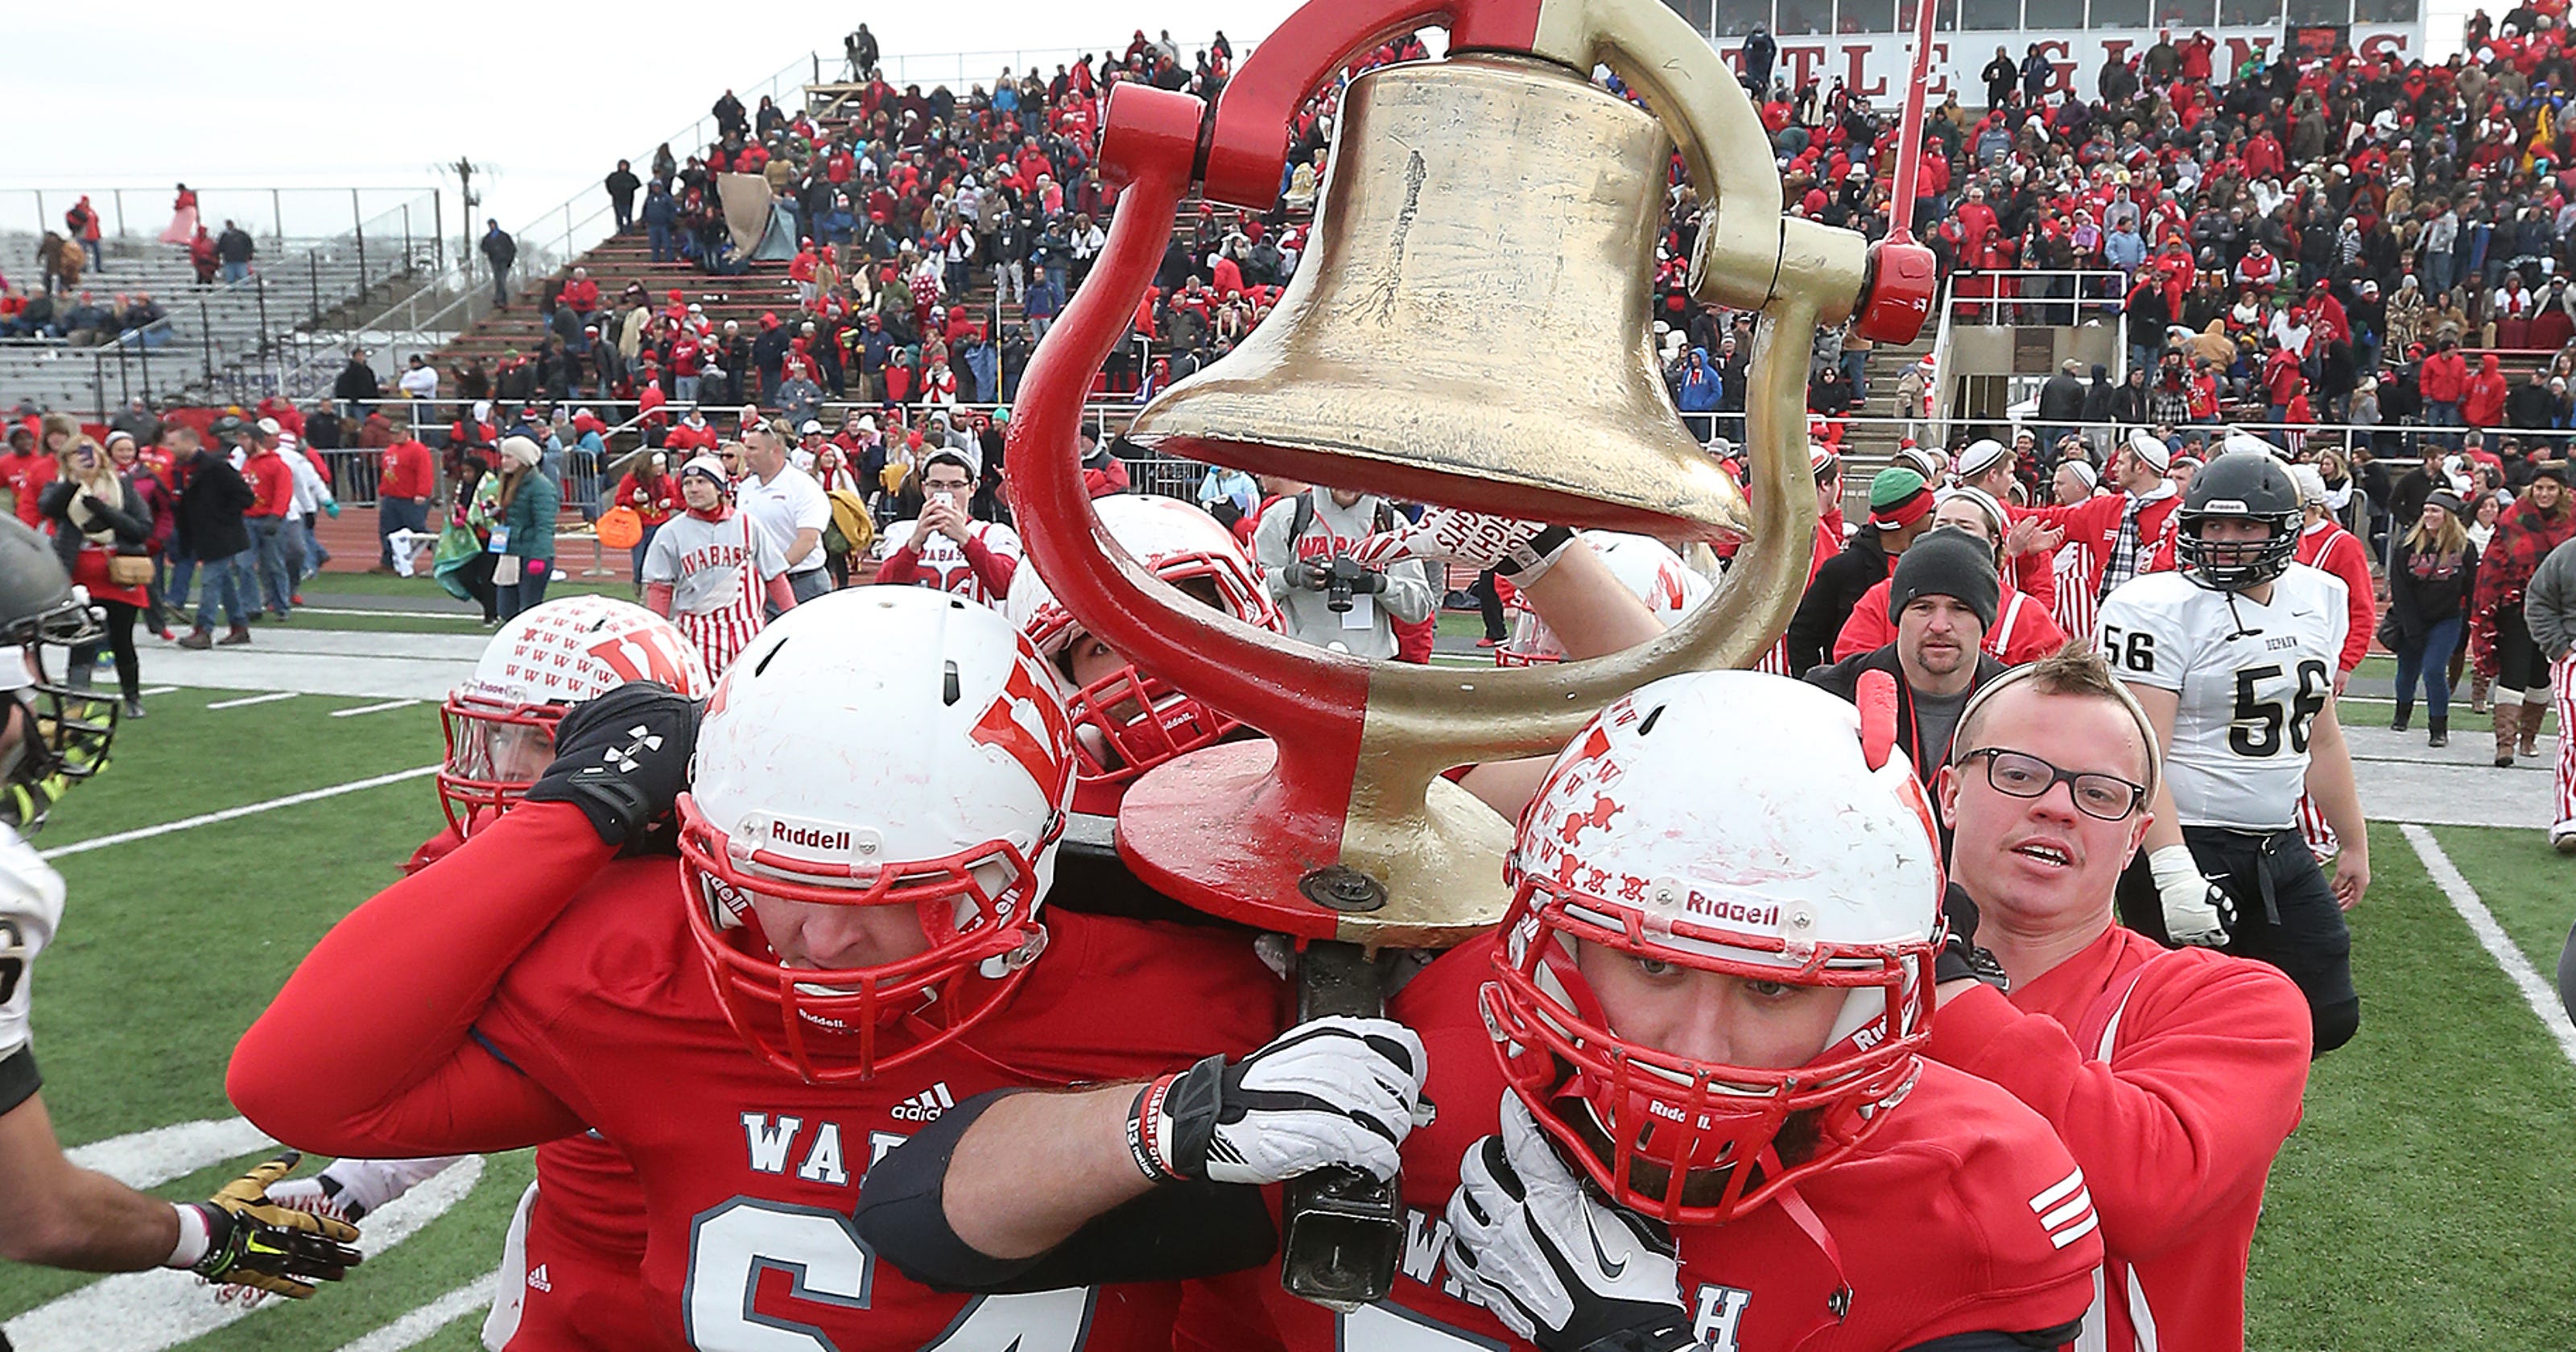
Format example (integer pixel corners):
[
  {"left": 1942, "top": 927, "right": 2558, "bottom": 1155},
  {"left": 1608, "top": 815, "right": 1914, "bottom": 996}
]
[{"left": 2, "top": 185, "right": 442, "bottom": 251}]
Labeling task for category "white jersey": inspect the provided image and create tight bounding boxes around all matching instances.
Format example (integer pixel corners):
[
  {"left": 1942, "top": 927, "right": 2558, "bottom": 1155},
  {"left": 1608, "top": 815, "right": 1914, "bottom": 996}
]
[
  {"left": 2096, "top": 564, "right": 2350, "bottom": 831},
  {"left": 0, "top": 824, "right": 64, "bottom": 1073},
  {"left": 877, "top": 518, "right": 1024, "bottom": 608},
  {"left": 642, "top": 509, "right": 782, "bottom": 677}
]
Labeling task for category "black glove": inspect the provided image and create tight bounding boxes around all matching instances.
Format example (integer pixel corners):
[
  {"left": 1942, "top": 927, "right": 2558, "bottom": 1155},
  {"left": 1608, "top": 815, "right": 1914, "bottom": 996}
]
[
  {"left": 1350, "top": 566, "right": 1389, "bottom": 596},
  {"left": 523, "top": 681, "right": 701, "bottom": 847},
  {"left": 185, "top": 1152, "right": 365, "bottom": 1299},
  {"left": 1935, "top": 884, "right": 2009, "bottom": 991},
  {"left": 1492, "top": 525, "right": 1575, "bottom": 580}
]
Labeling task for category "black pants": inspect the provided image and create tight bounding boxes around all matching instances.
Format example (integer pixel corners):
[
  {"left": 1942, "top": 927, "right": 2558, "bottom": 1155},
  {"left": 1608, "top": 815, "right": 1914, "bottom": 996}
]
[
  {"left": 1473, "top": 568, "right": 1505, "bottom": 641},
  {"left": 2118, "top": 825, "right": 2359, "bottom": 1057},
  {"left": 69, "top": 600, "right": 140, "bottom": 701},
  {"left": 2494, "top": 602, "right": 2549, "bottom": 695},
  {"left": 458, "top": 552, "right": 499, "bottom": 622}
]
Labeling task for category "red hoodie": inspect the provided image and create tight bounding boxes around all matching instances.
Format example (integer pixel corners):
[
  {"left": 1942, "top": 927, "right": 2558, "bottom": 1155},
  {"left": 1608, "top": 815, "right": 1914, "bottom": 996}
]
[{"left": 2462, "top": 353, "right": 2508, "bottom": 427}]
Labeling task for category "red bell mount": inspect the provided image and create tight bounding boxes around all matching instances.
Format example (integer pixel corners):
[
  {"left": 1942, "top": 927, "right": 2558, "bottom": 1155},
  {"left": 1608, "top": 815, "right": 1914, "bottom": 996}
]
[{"left": 1851, "top": 0, "right": 1942, "bottom": 344}]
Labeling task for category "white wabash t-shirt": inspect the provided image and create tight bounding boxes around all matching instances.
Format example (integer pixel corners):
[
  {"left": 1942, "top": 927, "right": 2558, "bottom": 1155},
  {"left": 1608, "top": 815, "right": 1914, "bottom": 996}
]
[
  {"left": 2095, "top": 563, "right": 2350, "bottom": 831},
  {"left": 642, "top": 511, "right": 785, "bottom": 616},
  {"left": 877, "top": 518, "right": 1024, "bottom": 609},
  {"left": 0, "top": 825, "right": 64, "bottom": 1066}
]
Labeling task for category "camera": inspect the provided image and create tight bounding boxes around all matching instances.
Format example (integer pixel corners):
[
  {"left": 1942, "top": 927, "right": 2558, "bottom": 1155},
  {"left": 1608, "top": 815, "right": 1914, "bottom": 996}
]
[{"left": 1323, "top": 556, "right": 1370, "bottom": 613}]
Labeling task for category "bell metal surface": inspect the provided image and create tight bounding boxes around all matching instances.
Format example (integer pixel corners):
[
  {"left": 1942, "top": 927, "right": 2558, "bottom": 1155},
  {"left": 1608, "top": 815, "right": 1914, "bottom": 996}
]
[{"left": 1124, "top": 54, "right": 1751, "bottom": 544}]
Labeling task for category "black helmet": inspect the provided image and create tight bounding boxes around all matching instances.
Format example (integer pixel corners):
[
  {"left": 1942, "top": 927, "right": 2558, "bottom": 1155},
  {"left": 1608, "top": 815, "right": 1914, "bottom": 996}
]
[
  {"left": 0, "top": 517, "right": 115, "bottom": 832},
  {"left": 2175, "top": 451, "right": 2300, "bottom": 592}
]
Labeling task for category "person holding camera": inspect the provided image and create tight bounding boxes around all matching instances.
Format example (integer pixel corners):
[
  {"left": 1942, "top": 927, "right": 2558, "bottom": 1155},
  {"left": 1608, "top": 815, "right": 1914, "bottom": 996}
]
[
  {"left": 1253, "top": 484, "right": 1433, "bottom": 658},
  {"left": 875, "top": 446, "right": 1023, "bottom": 609}
]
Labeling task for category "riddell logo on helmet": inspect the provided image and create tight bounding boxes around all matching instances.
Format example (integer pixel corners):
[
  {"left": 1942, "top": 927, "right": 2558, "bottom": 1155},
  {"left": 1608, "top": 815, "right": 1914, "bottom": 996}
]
[
  {"left": 762, "top": 817, "right": 851, "bottom": 854},
  {"left": 1681, "top": 892, "right": 1779, "bottom": 928}
]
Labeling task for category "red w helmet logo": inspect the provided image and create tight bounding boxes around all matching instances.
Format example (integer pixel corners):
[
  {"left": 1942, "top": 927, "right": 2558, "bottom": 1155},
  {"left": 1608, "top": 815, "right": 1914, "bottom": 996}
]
[
  {"left": 970, "top": 653, "right": 1073, "bottom": 801},
  {"left": 587, "top": 629, "right": 700, "bottom": 695}
]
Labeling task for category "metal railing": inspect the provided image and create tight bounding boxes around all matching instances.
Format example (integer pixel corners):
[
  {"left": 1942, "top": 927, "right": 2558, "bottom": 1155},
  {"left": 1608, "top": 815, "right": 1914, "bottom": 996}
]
[
  {"left": 330, "top": 52, "right": 830, "bottom": 385},
  {"left": 844, "top": 38, "right": 1233, "bottom": 95},
  {"left": 1944, "top": 268, "right": 2132, "bottom": 324},
  {"left": 5, "top": 185, "right": 443, "bottom": 258}
]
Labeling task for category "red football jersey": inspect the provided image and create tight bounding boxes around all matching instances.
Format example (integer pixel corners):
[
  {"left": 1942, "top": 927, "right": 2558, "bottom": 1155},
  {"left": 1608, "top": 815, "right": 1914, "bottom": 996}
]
[
  {"left": 1241, "top": 938, "right": 2102, "bottom": 1352},
  {"left": 474, "top": 866, "right": 1290, "bottom": 1350},
  {"left": 405, "top": 826, "right": 654, "bottom": 1348}
]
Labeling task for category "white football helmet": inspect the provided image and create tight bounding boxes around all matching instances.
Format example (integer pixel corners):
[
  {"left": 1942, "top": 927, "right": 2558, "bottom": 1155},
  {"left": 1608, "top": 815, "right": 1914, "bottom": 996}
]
[
  {"left": 438, "top": 595, "right": 709, "bottom": 836},
  {"left": 1003, "top": 493, "right": 1279, "bottom": 815},
  {"left": 1496, "top": 533, "right": 1712, "bottom": 666},
  {"left": 1484, "top": 671, "right": 1943, "bottom": 1224},
  {"left": 679, "top": 587, "right": 1075, "bottom": 1084}
]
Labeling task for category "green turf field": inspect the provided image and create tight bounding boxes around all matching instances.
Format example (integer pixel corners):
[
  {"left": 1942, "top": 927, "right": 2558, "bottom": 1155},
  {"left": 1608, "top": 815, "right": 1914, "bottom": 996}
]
[{"left": 2, "top": 663, "right": 2570, "bottom": 1348}]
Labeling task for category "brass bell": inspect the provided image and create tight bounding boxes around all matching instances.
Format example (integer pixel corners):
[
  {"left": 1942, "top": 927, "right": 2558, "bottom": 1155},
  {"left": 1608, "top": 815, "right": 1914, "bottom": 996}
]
[{"left": 1124, "top": 53, "right": 1749, "bottom": 544}]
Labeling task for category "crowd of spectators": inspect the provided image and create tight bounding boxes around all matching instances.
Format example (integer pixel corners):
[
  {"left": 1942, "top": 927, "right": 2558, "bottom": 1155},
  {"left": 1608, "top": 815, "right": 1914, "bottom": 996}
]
[{"left": 1769, "top": 4, "right": 2576, "bottom": 468}]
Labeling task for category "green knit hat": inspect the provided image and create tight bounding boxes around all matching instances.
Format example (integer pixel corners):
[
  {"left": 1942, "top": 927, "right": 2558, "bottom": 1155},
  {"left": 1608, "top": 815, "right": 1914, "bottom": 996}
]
[{"left": 1868, "top": 468, "right": 1934, "bottom": 530}]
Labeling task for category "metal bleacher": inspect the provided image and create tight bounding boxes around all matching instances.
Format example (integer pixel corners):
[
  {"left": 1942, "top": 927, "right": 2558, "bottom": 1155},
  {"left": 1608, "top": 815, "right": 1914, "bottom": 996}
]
[{"left": 0, "top": 207, "right": 433, "bottom": 417}]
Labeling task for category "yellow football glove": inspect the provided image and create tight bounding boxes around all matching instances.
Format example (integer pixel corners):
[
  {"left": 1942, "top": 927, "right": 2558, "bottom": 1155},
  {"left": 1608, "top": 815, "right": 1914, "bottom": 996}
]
[{"left": 187, "top": 1152, "right": 365, "bottom": 1299}]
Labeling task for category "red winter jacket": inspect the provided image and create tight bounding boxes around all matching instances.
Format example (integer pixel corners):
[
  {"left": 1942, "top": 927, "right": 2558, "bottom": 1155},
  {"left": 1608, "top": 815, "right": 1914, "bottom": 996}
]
[{"left": 2419, "top": 349, "right": 2469, "bottom": 403}]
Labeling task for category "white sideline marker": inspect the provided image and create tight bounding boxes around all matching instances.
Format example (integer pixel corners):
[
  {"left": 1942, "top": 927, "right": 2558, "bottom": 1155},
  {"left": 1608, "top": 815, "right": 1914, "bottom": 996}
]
[
  {"left": 204, "top": 691, "right": 298, "bottom": 711},
  {"left": 39, "top": 765, "right": 440, "bottom": 860},
  {"left": 2401, "top": 825, "right": 2576, "bottom": 1070},
  {"left": 330, "top": 1268, "right": 502, "bottom": 1352},
  {"left": 137, "top": 686, "right": 177, "bottom": 697},
  {"left": 331, "top": 699, "right": 420, "bottom": 718}
]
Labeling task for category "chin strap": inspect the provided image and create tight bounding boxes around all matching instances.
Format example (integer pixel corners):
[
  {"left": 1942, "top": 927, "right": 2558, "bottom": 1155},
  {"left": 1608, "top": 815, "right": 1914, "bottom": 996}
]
[{"left": 1767, "top": 1163, "right": 1856, "bottom": 1352}]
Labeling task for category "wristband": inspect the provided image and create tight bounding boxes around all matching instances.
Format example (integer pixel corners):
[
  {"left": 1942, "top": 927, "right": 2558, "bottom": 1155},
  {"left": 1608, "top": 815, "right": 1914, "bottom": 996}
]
[
  {"left": 1125, "top": 1074, "right": 1184, "bottom": 1183},
  {"left": 164, "top": 1202, "right": 213, "bottom": 1269},
  {"left": 1496, "top": 525, "right": 1576, "bottom": 584}
]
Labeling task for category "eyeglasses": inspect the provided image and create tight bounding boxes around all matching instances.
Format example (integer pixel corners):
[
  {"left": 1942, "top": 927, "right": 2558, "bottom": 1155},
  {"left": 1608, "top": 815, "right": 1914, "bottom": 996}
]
[{"left": 1959, "top": 748, "right": 2145, "bottom": 822}]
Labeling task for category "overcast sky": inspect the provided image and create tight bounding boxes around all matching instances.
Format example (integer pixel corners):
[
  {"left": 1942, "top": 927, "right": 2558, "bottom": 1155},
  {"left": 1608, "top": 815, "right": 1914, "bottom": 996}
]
[
  {"left": 3, "top": 2, "right": 1304, "bottom": 244},
  {"left": 7, "top": 1, "right": 2473, "bottom": 247}
]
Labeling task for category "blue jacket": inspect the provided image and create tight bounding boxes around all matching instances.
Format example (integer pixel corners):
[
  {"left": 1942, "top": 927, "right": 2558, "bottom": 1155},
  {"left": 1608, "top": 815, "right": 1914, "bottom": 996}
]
[{"left": 1675, "top": 349, "right": 1722, "bottom": 413}]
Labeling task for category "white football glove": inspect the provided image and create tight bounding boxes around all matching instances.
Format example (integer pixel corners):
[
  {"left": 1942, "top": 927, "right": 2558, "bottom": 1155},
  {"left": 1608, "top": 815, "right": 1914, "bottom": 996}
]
[
  {"left": 1126, "top": 1016, "right": 1432, "bottom": 1186},
  {"left": 1444, "top": 1093, "right": 1697, "bottom": 1352},
  {"left": 2148, "top": 844, "right": 2237, "bottom": 949},
  {"left": 1348, "top": 509, "right": 1575, "bottom": 583}
]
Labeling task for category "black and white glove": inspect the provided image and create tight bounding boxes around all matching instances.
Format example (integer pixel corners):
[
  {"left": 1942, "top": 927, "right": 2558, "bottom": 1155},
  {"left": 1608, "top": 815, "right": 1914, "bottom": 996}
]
[
  {"left": 1936, "top": 884, "right": 2009, "bottom": 991},
  {"left": 174, "top": 1152, "right": 365, "bottom": 1300},
  {"left": 2147, "top": 844, "right": 2236, "bottom": 949},
  {"left": 523, "top": 682, "right": 700, "bottom": 847},
  {"left": 1445, "top": 1093, "right": 1695, "bottom": 1352},
  {"left": 1350, "top": 509, "right": 1576, "bottom": 583},
  {"left": 1125, "top": 1016, "right": 1432, "bottom": 1186}
]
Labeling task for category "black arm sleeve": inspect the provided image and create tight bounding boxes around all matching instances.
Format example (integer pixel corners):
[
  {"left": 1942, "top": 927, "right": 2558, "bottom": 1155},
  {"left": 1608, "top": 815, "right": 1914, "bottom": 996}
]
[
  {"left": 1901, "top": 1321, "right": 2086, "bottom": 1351},
  {"left": 0, "top": 1046, "right": 41, "bottom": 1118},
  {"left": 853, "top": 1086, "right": 1278, "bottom": 1295}
]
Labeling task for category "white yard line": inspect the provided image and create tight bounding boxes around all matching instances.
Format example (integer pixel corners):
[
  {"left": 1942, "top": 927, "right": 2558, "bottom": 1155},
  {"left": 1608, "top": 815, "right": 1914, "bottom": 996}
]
[
  {"left": 330, "top": 699, "right": 421, "bottom": 718},
  {"left": 295, "top": 606, "right": 481, "bottom": 620},
  {"left": 204, "top": 691, "right": 299, "bottom": 711},
  {"left": 2401, "top": 825, "right": 2576, "bottom": 1070},
  {"left": 136, "top": 685, "right": 177, "bottom": 696},
  {"left": 331, "top": 1269, "right": 502, "bottom": 1352},
  {"left": 39, "top": 765, "right": 440, "bottom": 860}
]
